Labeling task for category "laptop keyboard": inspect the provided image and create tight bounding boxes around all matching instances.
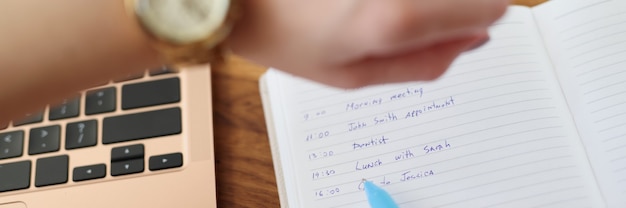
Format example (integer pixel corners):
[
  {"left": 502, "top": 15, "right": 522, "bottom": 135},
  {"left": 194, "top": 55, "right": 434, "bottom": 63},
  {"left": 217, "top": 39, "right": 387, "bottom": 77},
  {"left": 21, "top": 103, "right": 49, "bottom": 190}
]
[{"left": 0, "top": 66, "right": 184, "bottom": 193}]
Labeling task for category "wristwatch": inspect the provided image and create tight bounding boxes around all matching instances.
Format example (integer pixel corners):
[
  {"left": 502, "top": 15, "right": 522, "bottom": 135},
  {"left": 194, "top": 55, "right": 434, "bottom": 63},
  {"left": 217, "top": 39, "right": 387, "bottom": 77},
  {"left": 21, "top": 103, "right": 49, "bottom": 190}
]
[{"left": 126, "top": 0, "right": 240, "bottom": 66}]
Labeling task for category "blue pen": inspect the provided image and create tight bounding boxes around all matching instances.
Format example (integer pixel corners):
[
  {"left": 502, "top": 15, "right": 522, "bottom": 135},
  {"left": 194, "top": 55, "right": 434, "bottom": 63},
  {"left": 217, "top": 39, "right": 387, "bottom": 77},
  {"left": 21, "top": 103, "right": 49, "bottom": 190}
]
[{"left": 363, "top": 179, "right": 399, "bottom": 208}]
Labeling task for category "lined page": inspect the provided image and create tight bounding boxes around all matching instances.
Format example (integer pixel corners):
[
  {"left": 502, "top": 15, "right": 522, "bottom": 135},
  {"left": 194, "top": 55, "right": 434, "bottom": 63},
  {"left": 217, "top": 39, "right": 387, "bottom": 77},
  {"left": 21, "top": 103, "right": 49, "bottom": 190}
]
[
  {"left": 534, "top": 1, "right": 626, "bottom": 206},
  {"left": 266, "top": 6, "right": 603, "bottom": 208}
]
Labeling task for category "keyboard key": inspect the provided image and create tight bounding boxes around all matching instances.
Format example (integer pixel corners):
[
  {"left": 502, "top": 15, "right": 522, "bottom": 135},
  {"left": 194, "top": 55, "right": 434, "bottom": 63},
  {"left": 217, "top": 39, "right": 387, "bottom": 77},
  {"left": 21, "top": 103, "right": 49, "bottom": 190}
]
[
  {"left": 0, "top": 160, "right": 30, "bottom": 192},
  {"left": 49, "top": 96, "right": 80, "bottom": 120},
  {"left": 29, "top": 125, "right": 61, "bottom": 155},
  {"left": 111, "top": 144, "right": 144, "bottom": 162},
  {"left": 73, "top": 164, "right": 106, "bottom": 182},
  {"left": 13, "top": 110, "right": 44, "bottom": 126},
  {"left": 111, "top": 158, "right": 144, "bottom": 176},
  {"left": 35, "top": 155, "right": 68, "bottom": 187},
  {"left": 113, "top": 72, "right": 144, "bottom": 83},
  {"left": 149, "top": 153, "right": 183, "bottom": 171},
  {"left": 85, "top": 87, "right": 116, "bottom": 115},
  {"left": 0, "top": 131, "right": 24, "bottom": 159},
  {"left": 102, "top": 108, "right": 182, "bottom": 144},
  {"left": 149, "top": 65, "right": 177, "bottom": 76},
  {"left": 122, "top": 78, "right": 180, "bottom": 110},
  {"left": 66, "top": 120, "right": 97, "bottom": 150}
]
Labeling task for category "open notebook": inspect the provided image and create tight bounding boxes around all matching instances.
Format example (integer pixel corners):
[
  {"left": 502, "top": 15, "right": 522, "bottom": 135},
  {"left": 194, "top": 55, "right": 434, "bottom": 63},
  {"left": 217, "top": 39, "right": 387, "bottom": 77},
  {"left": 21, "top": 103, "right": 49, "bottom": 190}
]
[{"left": 260, "top": 1, "right": 626, "bottom": 207}]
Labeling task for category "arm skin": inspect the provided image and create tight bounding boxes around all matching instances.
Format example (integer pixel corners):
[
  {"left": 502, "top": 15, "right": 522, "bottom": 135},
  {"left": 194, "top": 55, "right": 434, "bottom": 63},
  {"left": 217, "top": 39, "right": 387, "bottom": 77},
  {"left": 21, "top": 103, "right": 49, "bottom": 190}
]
[
  {"left": 0, "top": 0, "right": 508, "bottom": 124},
  {"left": 0, "top": 0, "right": 162, "bottom": 123}
]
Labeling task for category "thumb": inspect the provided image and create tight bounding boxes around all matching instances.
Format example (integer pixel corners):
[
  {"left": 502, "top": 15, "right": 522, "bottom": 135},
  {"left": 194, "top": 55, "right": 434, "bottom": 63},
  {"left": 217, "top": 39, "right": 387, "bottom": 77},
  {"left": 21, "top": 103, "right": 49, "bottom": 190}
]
[
  {"left": 345, "top": 0, "right": 508, "bottom": 56},
  {"left": 324, "top": 32, "right": 490, "bottom": 89}
]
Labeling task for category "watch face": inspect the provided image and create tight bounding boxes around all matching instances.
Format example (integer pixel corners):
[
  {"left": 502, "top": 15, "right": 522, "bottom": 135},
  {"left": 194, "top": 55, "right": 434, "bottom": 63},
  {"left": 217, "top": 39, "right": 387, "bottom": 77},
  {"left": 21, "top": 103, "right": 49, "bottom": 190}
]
[{"left": 135, "top": 0, "right": 230, "bottom": 44}]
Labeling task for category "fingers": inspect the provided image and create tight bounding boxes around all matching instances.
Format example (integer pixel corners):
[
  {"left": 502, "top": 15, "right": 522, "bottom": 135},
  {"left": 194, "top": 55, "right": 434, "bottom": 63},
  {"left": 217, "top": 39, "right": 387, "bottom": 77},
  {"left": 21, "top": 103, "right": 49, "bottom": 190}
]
[
  {"left": 443, "top": 0, "right": 510, "bottom": 26},
  {"left": 321, "top": 32, "right": 489, "bottom": 89},
  {"left": 352, "top": 0, "right": 508, "bottom": 54},
  {"left": 407, "top": 0, "right": 509, "bottom": 37}
]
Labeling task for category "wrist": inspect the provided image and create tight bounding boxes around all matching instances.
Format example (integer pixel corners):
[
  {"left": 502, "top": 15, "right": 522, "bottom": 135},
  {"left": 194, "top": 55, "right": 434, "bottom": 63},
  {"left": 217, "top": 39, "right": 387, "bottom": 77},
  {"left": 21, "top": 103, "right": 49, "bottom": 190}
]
[{"left": 126, "top": 0, "right": 242, "bottom": 66}]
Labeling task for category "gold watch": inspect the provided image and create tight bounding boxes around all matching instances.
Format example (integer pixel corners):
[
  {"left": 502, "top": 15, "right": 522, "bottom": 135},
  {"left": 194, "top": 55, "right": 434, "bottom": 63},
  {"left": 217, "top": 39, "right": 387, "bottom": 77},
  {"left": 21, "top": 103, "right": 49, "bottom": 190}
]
[{"left": 126, "top": 0, "right": 240, "bottom": 66}]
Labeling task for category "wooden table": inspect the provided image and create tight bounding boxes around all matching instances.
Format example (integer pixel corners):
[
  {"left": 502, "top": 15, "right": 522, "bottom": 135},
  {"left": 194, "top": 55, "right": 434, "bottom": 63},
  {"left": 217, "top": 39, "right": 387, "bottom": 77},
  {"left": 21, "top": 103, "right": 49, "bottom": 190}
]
[
  {"left": 212, "top": 56, "right": 276, "bottom": 207},
  {"left": 212, "top": 1, "right": 545, "bottom": 207}
]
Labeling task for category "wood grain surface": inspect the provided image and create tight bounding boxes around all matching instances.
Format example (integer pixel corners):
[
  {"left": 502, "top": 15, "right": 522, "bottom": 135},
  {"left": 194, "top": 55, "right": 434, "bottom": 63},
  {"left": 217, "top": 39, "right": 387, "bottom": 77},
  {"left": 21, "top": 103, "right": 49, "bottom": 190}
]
[{"left": 212, "top": 1, "right": 544, "bottom": 207}]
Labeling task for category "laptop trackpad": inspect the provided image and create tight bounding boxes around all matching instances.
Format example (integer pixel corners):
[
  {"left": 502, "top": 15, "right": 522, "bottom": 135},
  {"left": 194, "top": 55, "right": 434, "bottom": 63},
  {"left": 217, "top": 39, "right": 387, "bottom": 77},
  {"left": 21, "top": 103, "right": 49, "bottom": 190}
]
[{"left": 0, "top": 202, "right": 26, "bottom": 208}]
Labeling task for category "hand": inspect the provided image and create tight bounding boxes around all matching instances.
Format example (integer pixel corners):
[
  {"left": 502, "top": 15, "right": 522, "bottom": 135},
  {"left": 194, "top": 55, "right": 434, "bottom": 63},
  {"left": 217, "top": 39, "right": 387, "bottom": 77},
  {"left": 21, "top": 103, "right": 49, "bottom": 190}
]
[{"left": 227, "top": 0, "right": 509, "bottom": 88}]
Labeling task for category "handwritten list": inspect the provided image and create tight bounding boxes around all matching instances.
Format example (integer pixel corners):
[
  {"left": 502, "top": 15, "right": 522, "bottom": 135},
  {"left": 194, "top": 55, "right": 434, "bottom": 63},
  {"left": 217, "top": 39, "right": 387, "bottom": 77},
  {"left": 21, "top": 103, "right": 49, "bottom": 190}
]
[{"left": 266, "top": 6, "right": 604, "bottom": 208}]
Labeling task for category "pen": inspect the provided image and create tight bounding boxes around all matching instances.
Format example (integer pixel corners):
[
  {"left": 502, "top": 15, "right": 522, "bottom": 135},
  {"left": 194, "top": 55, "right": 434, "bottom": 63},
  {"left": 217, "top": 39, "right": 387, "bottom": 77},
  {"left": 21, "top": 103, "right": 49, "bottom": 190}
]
[{"left": 363, "top": 179, "right": 399, "bottom": 208}]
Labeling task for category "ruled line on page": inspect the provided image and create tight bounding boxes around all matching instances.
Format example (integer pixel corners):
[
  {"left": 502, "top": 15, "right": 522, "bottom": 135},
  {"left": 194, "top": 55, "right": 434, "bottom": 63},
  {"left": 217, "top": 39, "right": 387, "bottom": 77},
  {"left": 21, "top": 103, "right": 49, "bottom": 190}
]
[
  {"left": 483, "top": 186, "right": 586, "bottom": 208},
  {"left": 495, "top": 35, "right": 530, "bottom": 40},
  {"left": 319, "top": 148, "right": 573, "bottom": 198},
  {"left": 443, "top": 62, "right": 539, "bottom": 79},
  {"left": 297, "top": 62, "right": 540, "bottom": 112},
  {"left": 296, "top": 85, "right": 387, "bottom": 106},
  {"left": 565, "top": 29, "right": 626, "bottom": 50},
  {"left": 307, "top": 126, "right": 563, "bottom": 168},
  {"left": 316, "top": 150, "right": 572, "bottom": 196},
  {"left": 304, "top": 98, "right": 555, "bottom": 150},
  {"left": 554, "top": 0, "right": 610, "bottom": 20},
  {"left": 614, "top": 166, "right": 626, "bottom": 173},
  {"left": 594, "top": 109, "right": 626, "bottom": 124},
  {"left": 597, "top": 121, "right": 626, "bottom": 133},
  {"left": 580, "top": 68, "right": 626, "bottom": 86},
  {"left": 400, "top": 174, "right": 580, "bottom": 206},
  {"left": 302, "top": 83, "right": 548, "bottom": 135},
  {"left": 561, "top": 19, "right": 626, "bottom": 42},
  {"left": 491, "top": 21, "right": 526, "bottom": 26},
  {"left": 583, "top": 80, "right": 626, "bottom": 95},
  {"left": 450, "top": 53, "right": 536, "bottom": 67},
  {"left": 313, "top": 106, "right": 556, "bottom": 154},
  {"left": 323, "top": 125, "right": 561, "bottom": 159},
  {"left": 316, "top": 117, "right": 562, "bottom": 169},
  {"left": 590, "top": 100, "right": 626, "bottom": 116},
  {"left": 425, "top": 147, "right": 570, "bottom": 178},
  {"left": 605, "top": 143, "right": 626, "bottom": 153},
  {"left": 294, "top": 60, "right": 532, "bottom": 104},
  {"left": 295, "top": 46, "right": 539, "bottom": 103},
  {"left": 572, "top": 49, "right": 626, "bottom": 69},
  {"left": 424, "top": 71, "right": 542, "bottom": 93},
  {"left": 307, "top": 115, "right": 559, "bottom": 163},
  {"left": 307, "top": 100, "right": 556, "bottom": 155},
  {"left": 586, "top": 89, "right": 626, "bottom": 104},
  {"left": 311, "top": 134, "right": 565, "bottom": 180},
  {"left": 462, "top": 44, "right": 534, "bottom": 56},
  {"left": 434, "top": 185, "right": 585, "bottom": 208},
  {"left": 576, "top": 58, "right": 626, "bottom": 78},
  {"left": 532, "top": 196, "right": 589, "bottom": 208},
  {"left": 569, "top": 37, "right": 626, "bottom": 59},
  {"left": 298, "top": 43, "right": 540, "bottom": 113},
  {"left": 603, "top": 133, "right": 626, "bottom": 143},
  {"left": 609, "top": 155, "right": 626, "bottom": 163},
  {"left": 299, "top": 78, "right": 545, "bottom": 122},
  {"left": 324, "top": 152, "right": 572, "bottom": 205},
  {"left": 559, "top": 12, "right": 626, "bottom": 34},
  {"left": 303, "top": 87, "right": 549, "bottom": 133}
]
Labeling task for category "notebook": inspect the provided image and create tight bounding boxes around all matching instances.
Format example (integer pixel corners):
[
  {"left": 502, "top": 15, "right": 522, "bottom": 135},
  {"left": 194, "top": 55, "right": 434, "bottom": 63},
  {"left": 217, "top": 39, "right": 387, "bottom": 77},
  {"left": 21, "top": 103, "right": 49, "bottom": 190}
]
[
  {"left": 0, "top": 64, "right": 217, "bottom": 207},
  {"left": 260, "top": 1, "right": 626, "bottom": 207}
]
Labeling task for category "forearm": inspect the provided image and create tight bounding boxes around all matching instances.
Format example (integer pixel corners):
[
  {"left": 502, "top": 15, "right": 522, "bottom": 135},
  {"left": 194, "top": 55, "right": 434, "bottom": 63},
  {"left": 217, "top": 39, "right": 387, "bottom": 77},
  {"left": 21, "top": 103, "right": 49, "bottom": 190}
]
[{"left": 0, "top": 0, "right": 162, "bottom": 122}]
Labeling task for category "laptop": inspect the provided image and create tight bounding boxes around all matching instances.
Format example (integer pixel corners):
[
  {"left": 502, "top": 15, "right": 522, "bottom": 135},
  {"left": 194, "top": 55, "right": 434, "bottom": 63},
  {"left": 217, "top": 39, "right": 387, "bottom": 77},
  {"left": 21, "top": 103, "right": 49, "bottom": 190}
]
[{"left": 0, "top": 64, "right": 217, "bottom": 207}]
